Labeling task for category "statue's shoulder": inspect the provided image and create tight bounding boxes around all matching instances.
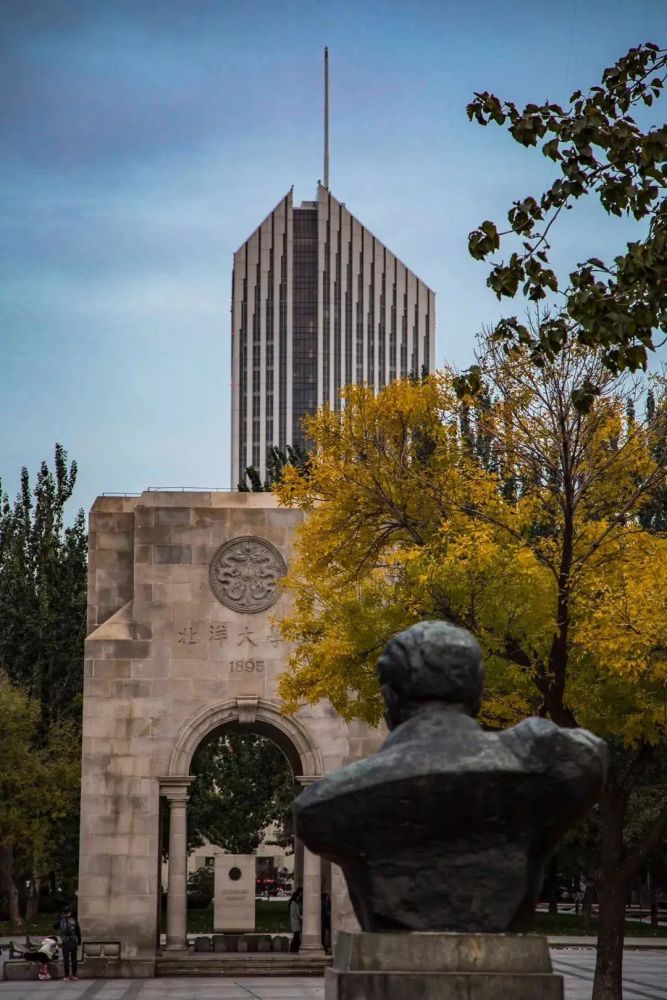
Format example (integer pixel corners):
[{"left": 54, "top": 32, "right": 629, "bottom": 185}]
[
  {"left": 503, "top": 717, "right": 608, "bottom": 775},
  {"left": 296, "top": 755, "right": 384, "bottom": 808},
  {"left": 504, "top": 715, "right": 560, "bottom": 749}
]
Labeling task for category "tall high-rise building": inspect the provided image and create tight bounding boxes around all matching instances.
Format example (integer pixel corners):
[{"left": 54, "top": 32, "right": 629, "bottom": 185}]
[{"left": 231, "top": 183, "right": 436, "bottom": 483}]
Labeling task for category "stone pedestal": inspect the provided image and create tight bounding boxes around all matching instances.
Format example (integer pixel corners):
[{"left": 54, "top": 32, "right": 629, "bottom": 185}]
[
  {"left": 325, "top": 932, "right": 563, "bottom": 1000},
  {"left": 214, "top": 855, "right": 255, "bottom": 932}
]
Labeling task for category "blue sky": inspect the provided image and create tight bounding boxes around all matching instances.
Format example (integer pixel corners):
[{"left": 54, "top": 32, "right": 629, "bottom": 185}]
[{"left": 1, "top": 0, "right": 664, "bottom": 516}]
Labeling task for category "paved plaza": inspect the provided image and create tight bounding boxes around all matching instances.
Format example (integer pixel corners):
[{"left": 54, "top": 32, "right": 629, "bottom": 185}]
[
  {"left": 1, "top": 951, "right": 667, "bottom": 1000},
  {"left": 552, "top": 950, "right": 667, "bottom": 999}
]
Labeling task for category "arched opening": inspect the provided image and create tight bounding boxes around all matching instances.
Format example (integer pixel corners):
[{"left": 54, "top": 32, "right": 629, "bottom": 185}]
[
  {"left": 188, "top": 730, "right": 295, "bottom": 859},
  {"left": 167, "top": 698, "right": 323, "bottom": 779},
  {"left": 165, "top": 730, "right": 295, "bottom": 934},
  {"left": 159, "top": 700, "right": 329, "bottom": 958}
]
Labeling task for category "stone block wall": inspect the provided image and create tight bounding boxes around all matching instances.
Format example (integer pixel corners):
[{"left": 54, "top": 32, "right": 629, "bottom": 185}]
[
  {"left": 79, "top": 491, "right": 382, "bottom": 961},
  {"left": 87, "top": 497, "right": 136, "bottom": 632}
]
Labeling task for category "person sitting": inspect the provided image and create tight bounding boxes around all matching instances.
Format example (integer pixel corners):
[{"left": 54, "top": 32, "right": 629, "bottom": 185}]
[{"left": 22, "top": 935, "right": 59, "bottom": 980}]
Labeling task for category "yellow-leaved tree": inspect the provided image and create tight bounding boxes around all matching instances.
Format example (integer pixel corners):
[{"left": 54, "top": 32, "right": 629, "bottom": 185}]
[{"left": 275, "top": 336, "right": 667, "bottom": 998}]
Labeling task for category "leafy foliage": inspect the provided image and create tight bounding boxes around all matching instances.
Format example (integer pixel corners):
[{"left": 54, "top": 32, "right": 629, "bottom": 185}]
[
  {"left": 187, "top": 861, "right": 215, "bottom": 895},
  {"left": 467, "top": 43, "right": 667, "bottom": 382},
  {"left": 0, "top": 444, "right": 87, "bottom": 726},
  {"left": 0, "top": 675, "right": 79, "bottom": 930},
  {"left": 0, "top": 445, "right": 87, "bottom": 924},
  {"left": 186, "top": 734, "right": 294, "bottom": 855},
  {"left": 238, "top": 444, "right": 311, "bottom": 492},
  {"left": 275, "top": 341, "right": 667, "bottom": 1000},
  {"left": 276, "top": 346, "right": 666, "bottom": 736},
  {"left": 0, "top": 677, "right": 79, "bottom": 852},
  {"left": 638, "top": 390, "right": 667, "bottom": 531}
]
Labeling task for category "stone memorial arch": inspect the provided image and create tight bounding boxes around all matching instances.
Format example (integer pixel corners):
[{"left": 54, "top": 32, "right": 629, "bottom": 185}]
[{"left": 78, "top": 491, "right": 381, "bottom": 974}]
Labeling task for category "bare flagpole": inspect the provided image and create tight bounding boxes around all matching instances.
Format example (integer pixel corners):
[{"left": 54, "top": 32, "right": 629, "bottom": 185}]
[{"left": 324, "top": 47, "right": 330, "bottom": 190}]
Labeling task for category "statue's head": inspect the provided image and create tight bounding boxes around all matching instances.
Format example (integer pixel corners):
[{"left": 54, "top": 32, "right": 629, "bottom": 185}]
[{"left": 378, "top": 620, "right": 484, "bottom": 729}]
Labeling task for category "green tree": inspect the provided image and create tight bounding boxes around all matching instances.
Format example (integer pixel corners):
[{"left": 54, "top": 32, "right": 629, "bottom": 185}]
[
  {"left": 638, "top": 390, "right": 667, "bottom": 532},
  {"left": 556, "top": 742, "right": 667, "bottom": 931},
  {"left": 0, "top": 675, "right": 79, "bottom": 932},
  {"left": 464, "top": 42, "right": 667, "bottom": 997},
  {"left": 467, "top": 42, "right": 667, "bottom": 395},
  {"left": 0, "top": 444, "right": 87, "bottom": 725},
  {"left": 185, "top": 734, "right": 294, "bottom": 855},
  {"left": 0, "top": 445, "right": 87, "bottom": 918},
  {"left": 238, "top": 444, "right": 311, "bottom": 492}
]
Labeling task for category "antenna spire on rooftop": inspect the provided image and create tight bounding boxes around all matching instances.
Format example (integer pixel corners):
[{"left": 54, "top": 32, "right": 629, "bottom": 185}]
[{"left": 323, "top": 46, "right": 330, "bottom": 190}]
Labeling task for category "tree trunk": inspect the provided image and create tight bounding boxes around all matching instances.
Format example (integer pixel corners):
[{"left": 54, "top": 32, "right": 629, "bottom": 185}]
[
  {"left": 649, "top": 871, "right": 658, "bottom": 928},
  {"left": 592, "top": 879, "right": 627, "bottom": 1000},
  {"left": 0, "top": 844, "right": 25, "bottom": 933},
  {"left": 25, "top": 872, "right": 40, "bottom": 922},
  {"left": 547, "top": 854, "right": 559, "bottom": 915},
  {"left": 592, "top": 787, "right": 627, "bottom": 1000},
  {"left": 591, "top": 744, "right": 667, "bottom": 999}
]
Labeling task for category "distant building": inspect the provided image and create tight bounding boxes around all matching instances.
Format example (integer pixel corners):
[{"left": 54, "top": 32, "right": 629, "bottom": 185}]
[
  {"left": 231, "top": 183, "right": 436, "bottom": 484},
  {"left": 165, "top": 823, "right": 294, "bottom": 886}
]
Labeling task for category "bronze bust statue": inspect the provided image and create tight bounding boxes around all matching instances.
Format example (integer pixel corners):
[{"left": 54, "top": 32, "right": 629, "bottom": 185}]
[{"left": 294, "top": 620, "right": 607, "bottom": 932}]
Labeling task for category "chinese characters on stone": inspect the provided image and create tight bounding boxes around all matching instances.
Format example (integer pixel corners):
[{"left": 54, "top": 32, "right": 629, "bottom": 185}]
[
  {"left": 176, "top": 625, "right": 197, "bottom": 646},
  {"left": 176, "top": 624, "right": 282, "bottom": 647},
  {"left": 209, "top": 623, "right": 228, "bottom": 644},
  {"left": 176, "top": 622, "right": 282, "bottom": 675}
]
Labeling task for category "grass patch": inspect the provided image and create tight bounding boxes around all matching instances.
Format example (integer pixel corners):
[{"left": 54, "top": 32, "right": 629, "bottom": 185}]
[
  {"left": 0, "top": 915, "right": 59, "bottom": 938},
  {"left": 180, "top": 899, "right": 290, "bottom": 934},
  {"left": 255, "top": 900, "right": 291, "bottom": 934},
  {"left": 7, "top": 905, "right": 662, "bottom": 941},
  {"left": 0, "top": 900, "right": 291, "bottom": 939}
]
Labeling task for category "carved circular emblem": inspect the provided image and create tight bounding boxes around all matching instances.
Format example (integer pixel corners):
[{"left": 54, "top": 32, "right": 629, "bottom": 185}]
[
  {"left": 228, "top": 867, "right": 242, "bottom": 882},
  {"left": 209, "top": 536, "right": 286, "bottom": 614}
]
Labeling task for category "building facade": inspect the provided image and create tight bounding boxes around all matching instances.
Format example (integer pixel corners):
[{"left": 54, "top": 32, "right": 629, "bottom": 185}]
[
  {"left": 231, "top": 184, "right": 436, "bottom": 483},
  {"left": 78, "top": 491, "right": 383, "bottom": 973}
]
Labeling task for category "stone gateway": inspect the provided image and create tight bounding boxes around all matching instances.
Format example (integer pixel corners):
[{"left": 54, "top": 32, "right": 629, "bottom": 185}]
[{"left": 78, "top": 491, "right": 382, "bottom": 975}]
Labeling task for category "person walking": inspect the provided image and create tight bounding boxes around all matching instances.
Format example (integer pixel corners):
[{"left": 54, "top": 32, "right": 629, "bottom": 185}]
[
  {"left": 288, "top": 887, "right": 303, "bottom": 953},
  {"left": 55, "top": 905, "right": 81, "bottom": 981}
]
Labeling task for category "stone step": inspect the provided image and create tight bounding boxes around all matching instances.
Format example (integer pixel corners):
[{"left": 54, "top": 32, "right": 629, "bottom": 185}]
[{"left": 156, "top": 955, "right": 330, "bottom": 977}]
